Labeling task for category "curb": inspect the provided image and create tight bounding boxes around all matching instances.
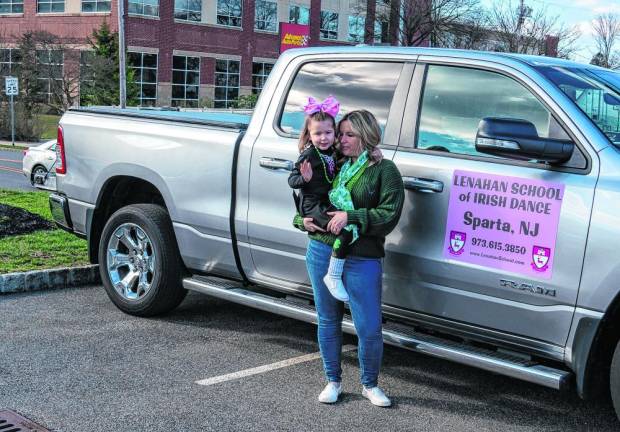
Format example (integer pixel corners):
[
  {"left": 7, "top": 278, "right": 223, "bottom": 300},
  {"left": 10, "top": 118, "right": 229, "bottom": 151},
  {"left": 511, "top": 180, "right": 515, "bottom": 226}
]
[{"left": 0, "top": 265, "right": 101, "bottom": 294}]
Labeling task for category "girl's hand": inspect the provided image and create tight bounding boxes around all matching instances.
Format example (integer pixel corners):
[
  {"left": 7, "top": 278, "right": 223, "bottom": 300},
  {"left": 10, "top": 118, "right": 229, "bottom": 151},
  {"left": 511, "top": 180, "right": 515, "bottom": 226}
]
[
  {"left": 303, "top": 217, "right": 326, "bottom": 233},
  {"left": 300, "top": 160, "right": 313, "bottom": 182},
  {"left": 326, "top": 211, "right": 347, "bottom": 235}
]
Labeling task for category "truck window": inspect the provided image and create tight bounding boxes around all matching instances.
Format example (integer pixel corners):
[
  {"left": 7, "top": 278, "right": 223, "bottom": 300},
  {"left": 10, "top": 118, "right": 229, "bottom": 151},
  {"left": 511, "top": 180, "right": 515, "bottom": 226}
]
[
  {"left": 416, "top": 65, "right": 570, "bottom": 157},
  {"left": 535, "top": 66, "right": 620, "bottom": 146},
  {"left": 279, "top": 61, "right": 403, "bottom": 135}
]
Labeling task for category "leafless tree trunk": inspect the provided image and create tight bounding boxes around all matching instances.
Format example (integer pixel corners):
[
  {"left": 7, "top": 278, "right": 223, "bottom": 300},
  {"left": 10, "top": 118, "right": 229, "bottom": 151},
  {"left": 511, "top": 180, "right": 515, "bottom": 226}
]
[{"left": 592, "top": 13, "right": 620, "bottom": 69}]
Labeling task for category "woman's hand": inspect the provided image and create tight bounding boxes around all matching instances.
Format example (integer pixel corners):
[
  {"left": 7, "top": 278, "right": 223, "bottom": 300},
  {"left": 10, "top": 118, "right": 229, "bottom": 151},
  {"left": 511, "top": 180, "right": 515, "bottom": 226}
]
[
  {"left": 303, "top": 217, "right": 326, "bottom": 233},
  {"left": 300, "top": 160, "right": 313, "bottom": 182},
  {"left": 326, "top": 211, "right": 347, "bottom": 235}
]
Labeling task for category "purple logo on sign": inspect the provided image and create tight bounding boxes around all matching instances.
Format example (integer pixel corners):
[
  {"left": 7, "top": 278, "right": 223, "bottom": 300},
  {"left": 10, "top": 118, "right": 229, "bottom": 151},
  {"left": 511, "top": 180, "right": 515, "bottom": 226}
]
[
  {"left": 448, "top": 231, "right": 466, "bottom": 255},
  {"left": 531, "top": 246, "right": 551, "bottom": 272}
]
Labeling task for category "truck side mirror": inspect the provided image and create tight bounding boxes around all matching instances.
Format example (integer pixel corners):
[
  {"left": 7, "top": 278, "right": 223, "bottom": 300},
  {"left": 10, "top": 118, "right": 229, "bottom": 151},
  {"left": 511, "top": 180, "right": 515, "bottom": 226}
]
[{"left": 475, "top": 117, "right": 574, "bottom": 164}]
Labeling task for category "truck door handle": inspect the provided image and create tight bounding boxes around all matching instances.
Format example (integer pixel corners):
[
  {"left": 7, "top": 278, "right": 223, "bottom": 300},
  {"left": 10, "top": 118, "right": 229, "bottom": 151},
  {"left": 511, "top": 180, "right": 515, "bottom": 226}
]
[
  {"left": 259, "top": 157, "right": 294, "bottom": 171},
  {"left": 402, "top": 176, "right": 444, "bottom": 193}
]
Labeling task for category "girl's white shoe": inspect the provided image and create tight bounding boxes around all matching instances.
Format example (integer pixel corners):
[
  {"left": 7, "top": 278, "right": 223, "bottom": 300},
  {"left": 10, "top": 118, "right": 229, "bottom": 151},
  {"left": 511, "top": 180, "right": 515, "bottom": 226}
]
[
  {"left": 318, "top": 381, "right": 342, "bottom": 403},
  {"left": 323, "top": 275, "right": 349, "bottom": 302}
]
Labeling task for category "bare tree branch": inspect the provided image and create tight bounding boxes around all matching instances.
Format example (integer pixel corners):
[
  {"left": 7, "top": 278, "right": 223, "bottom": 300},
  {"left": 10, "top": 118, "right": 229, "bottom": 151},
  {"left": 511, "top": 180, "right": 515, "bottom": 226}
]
[
  {"left": 375, "top": 0, "right": 482, "bottom": 47},
  {"left": 592, "top": 13, "right": 620, "bottom": 68},
  {"left": 485, "top": 0, "right": 580, "bottom": 58}
]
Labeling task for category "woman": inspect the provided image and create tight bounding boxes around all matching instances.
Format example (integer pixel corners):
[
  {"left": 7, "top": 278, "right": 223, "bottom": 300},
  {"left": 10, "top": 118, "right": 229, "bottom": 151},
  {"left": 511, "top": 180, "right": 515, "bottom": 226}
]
[{"left": 295, "top": 109, "right": 405, "bottom": 407}]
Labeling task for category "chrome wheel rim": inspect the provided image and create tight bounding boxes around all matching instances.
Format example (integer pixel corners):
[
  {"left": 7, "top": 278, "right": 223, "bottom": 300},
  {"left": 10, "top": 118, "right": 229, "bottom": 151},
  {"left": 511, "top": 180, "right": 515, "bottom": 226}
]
[{"left": 106, "top": 223, "right": 156, "bottom": 301}]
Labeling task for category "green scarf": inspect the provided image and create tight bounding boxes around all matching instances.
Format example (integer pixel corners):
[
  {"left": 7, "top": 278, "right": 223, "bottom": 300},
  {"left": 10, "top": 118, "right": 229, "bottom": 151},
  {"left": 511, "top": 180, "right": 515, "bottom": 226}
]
[{"left": 328, "top": 151, "right": 369, "bottom": 244}]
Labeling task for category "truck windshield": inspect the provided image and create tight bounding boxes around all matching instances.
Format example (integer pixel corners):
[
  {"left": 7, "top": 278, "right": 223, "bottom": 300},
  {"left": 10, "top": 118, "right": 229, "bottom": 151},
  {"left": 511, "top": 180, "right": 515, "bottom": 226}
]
[{"left": 535, "top": 65, "right": 620, "bottom": 146}]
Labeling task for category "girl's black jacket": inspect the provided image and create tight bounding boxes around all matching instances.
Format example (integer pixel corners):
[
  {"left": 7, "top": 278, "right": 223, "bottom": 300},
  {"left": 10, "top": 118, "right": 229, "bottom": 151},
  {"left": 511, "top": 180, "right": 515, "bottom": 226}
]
[{"left": 288, "top": 146, "right": 337, "bottom": 228}]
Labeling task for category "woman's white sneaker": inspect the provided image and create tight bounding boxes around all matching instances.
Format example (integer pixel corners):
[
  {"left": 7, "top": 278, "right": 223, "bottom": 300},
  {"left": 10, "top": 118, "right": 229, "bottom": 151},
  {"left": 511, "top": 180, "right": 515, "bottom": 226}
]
[
  {"left": 318, "top": 382, "right": 342, "bottom": 403},
  {"left": 362, "top": 386, "right": 391, "bottom": 407}
]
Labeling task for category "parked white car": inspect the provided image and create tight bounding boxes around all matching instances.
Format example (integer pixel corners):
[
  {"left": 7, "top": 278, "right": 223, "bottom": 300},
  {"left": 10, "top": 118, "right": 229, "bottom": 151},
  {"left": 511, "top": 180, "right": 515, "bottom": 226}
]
[{"left": 22, "top": 140, "right": 57, "bottom": 186}]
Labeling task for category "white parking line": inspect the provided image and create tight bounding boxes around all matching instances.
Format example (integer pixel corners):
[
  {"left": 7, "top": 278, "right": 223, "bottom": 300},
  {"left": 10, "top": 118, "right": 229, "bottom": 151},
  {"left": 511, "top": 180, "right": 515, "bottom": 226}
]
[{"left": 195, "top": 344, "right": 357, "bottom": 386}]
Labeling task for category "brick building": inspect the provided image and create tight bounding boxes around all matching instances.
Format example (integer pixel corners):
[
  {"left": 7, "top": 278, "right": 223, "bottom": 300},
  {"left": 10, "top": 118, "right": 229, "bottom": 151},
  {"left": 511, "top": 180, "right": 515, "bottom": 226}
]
[{"left": 1, "top": 0, "right": 399, "bottom": 107}]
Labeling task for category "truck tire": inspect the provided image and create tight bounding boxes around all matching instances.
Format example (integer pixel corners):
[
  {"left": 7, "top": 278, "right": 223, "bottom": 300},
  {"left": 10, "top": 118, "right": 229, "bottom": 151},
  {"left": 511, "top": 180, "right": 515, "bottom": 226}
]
[
  {"left": 612, "top": 341, "right": 620, "bottom": 420},
  {"left": 98, "top": 204, "right": 187, "bottom": 316}
]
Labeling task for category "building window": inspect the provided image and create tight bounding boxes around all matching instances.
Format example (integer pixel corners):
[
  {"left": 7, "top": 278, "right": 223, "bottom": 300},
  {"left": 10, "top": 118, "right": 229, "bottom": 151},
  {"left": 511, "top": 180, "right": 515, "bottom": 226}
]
[
  {"left": 255, "top": 0, "right": 277, "bottom": 32},
  {"left": 171, "top": 55, "right": 200, "bottom": 108},
  {"left": 217, "top": 0, "right": 242, "bottom": 27},
  {"left": 129, "top": 0, "right": 159, "bottom": 16},
  {"left": 252, "top": 62, "right": 273, "bottom": 94},
  {"left": 0, "top": 49, "right": 21, "bottom": 77},
  {"left": 36, "top": 50, "right": 63, "bottom": 104},
  {"left": 0, "top": 0, "right": 23, "bottom": 13},
  {"left": 214, "top": 59, "right": 239, "bottom": 108},
  {"left": 289, "top": 4, "right": 309, "bottom": 25},
  {"left": 81, "top": 0, "right": 111, "bottom": 12},
  {"left": 79, "top": 51, "right": 94, "bottom": 105},
  {"left": 348, "top": 15, "right": 364, "bottom": 43},
  {"left": 128, "top": 52, "right": 158, "bottom": 106},
  {"left": 374, "top": 19, "right": 389, "bottom": 44},
  {"left": 174, "top": 0, "right": 201, "bottom": 21},
  {"left": 37, "top": 0, "right": 64, "bottom": 13},
  {"left": 320, "top": 11, "right": 338, "bottom": 40}
]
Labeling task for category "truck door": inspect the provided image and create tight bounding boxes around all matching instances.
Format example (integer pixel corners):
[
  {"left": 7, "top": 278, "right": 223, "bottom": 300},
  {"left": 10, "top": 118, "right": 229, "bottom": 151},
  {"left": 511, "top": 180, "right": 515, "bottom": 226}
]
[
  {"left": 246, "top": 58, "right": 410, "bottom": 288},
  {"left": 386, "top": 61, "right": 599, "bottom": 348}
]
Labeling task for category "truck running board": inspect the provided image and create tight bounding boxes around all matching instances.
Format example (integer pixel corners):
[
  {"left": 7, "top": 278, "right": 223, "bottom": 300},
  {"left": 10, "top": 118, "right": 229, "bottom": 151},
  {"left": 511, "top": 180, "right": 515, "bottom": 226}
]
[{"left": 183, "top": 275, "right": 573, "bottom": 391}]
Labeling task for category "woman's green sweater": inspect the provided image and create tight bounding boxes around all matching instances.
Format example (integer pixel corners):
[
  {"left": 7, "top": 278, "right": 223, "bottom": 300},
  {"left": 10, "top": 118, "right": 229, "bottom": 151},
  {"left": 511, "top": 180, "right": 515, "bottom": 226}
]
[{"left": 294, "top": 158, "right": 405, "bottom": 258}]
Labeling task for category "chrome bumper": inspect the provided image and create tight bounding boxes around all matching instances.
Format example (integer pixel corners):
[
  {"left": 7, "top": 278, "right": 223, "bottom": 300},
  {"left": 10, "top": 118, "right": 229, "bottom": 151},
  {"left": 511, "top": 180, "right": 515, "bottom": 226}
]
[{"left": 49, "top": 193, "right": 73, "bottom": 231}]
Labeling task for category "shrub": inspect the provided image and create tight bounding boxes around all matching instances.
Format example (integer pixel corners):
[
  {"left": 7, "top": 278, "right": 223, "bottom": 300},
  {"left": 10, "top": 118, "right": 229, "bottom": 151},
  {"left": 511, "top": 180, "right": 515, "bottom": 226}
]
[{"left": 230, "top": 94, "right": 258, "bottom": 109}]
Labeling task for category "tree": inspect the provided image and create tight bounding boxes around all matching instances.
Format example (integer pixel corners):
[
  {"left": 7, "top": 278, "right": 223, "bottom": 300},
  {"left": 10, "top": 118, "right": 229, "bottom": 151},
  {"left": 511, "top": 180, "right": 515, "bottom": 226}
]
[
  {"left": 80, "top": 21, "right": 139, "bottom": 106},
  {"left": 375, "top": 0, "right": 483, "bottom": 47},
  {"left": 14, "top": 31, "right": 81, "bottom": 114},
  {"left": 488, "top": 0, "right": 580, "bottom": 58},
  {"left": 591, "top": 13, "right": 620, "bottom": 69},
  {"left": 591, "top": 52, "right": 607, "bottom": 67},
  {"left": 434, "top": 6, "right": 490, "bottom": 49}
]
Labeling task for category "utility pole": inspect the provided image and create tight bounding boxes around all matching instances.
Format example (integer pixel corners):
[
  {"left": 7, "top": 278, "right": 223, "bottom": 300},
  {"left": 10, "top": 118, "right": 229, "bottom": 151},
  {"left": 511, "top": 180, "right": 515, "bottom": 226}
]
[
  {"left": 118, "top": 0, "right": 127, "bottom": 108},
  {"left": 516, "top": 0, "right": 531, "bottom": 53}
]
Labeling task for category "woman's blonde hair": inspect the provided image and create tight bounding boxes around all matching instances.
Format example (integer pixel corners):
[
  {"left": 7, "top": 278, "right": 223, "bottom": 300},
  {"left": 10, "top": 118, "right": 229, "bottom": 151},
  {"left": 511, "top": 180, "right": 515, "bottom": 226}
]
[
  {"left": 297, "top": 111, "right": 336, "bottom": 154},
  {"left": 337, "top": 110, "right": 383, "bottom": 163}
]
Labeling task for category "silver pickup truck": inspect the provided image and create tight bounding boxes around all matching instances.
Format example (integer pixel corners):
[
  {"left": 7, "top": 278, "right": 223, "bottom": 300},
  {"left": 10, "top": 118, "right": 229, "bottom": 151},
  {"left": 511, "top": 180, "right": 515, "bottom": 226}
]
[{"left": 50, "top": 46, "right": 620, "bottom": 418}]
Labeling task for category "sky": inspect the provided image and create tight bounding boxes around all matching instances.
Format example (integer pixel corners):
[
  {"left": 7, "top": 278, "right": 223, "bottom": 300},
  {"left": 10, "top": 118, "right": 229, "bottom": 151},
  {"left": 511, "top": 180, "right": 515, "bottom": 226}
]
[{"left": 482, "top": 0, "right": 620, "bottom": 65}]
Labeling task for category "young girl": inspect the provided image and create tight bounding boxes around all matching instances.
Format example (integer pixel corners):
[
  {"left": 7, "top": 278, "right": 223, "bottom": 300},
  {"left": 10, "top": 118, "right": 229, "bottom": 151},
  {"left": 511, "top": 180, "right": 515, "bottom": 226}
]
[{"left": 288, "top": 95, "right": 357, "bottom": 302}]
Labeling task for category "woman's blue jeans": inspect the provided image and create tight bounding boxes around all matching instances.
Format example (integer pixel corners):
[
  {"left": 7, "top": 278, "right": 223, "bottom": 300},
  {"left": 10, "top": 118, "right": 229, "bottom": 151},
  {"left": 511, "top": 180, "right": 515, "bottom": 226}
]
[{"left": 306, "top": 239, "right": 384, "bottom": 388}]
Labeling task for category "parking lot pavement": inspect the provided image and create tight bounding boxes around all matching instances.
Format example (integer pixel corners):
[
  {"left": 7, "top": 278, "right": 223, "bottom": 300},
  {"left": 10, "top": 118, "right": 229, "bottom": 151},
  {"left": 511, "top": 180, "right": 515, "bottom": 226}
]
[{"left": 1, "top": 286, "right": 618, "bottom": 432}]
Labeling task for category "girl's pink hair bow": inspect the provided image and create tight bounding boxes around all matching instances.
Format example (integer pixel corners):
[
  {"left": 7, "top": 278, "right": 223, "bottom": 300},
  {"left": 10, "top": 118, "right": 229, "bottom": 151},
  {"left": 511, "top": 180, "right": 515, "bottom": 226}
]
[{"left": 303, "top": 95, "right": 340, "bottom": 118}]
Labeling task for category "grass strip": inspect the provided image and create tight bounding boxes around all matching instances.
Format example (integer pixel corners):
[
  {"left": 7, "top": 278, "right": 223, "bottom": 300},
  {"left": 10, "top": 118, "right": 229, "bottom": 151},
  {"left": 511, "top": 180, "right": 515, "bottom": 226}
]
[
  {"left": 0, "top": 229, "right": 89, "bottom": 273},
  {"left": 0, "top": 144, "right": 22, "bottom": 151},
  {"left": 0, "top": 189, "right": 52, "bottom": 220},
  {"left": 0, "top": 189, "right": 89, "bottom": 273}
]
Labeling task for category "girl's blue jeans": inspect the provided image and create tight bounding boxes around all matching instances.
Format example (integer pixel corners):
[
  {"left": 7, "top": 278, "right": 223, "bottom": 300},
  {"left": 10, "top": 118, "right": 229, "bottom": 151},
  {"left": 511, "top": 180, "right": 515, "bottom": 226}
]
[{"left": 305, "top": 239, "right": 384, "bottom": 388}]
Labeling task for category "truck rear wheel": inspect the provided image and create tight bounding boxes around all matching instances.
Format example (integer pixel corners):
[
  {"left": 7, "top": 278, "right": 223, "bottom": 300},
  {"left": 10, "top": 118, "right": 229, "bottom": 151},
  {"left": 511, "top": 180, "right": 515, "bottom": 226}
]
[
  {"left": 98, "top": 204, "right": 187, "bottom": 316},
  {"left": 611, "top": 340, "right": 620, "bottom": 421}
]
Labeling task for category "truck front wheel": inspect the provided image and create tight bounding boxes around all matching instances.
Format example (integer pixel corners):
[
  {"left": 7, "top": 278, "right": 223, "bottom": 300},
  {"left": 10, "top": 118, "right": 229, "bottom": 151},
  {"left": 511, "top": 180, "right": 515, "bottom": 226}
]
[
  {"left": 98, "top": 204, "right": 187, "bottom": 316},
  {"left": 611, "top": 340, "right": 620, "bottom": 420}
]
